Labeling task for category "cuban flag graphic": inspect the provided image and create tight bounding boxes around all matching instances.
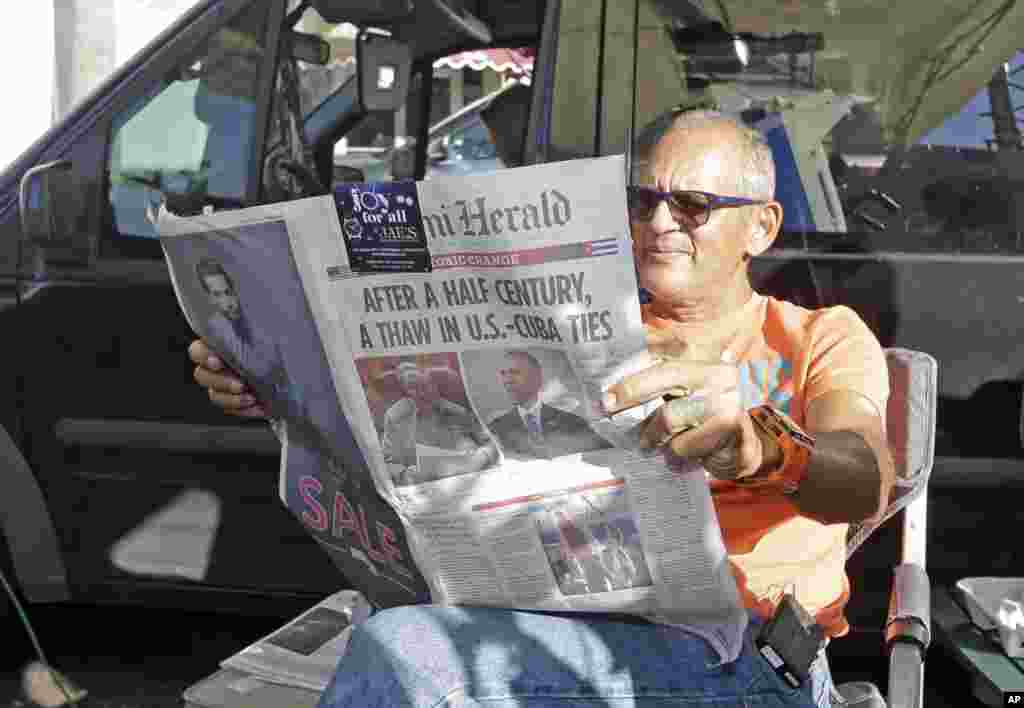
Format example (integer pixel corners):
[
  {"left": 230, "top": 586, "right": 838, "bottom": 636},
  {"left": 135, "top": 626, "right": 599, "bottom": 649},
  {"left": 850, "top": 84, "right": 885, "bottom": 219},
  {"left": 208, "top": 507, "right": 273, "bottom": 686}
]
[{"left": 585, "top": 238, "right": 619, "bottom": 257}]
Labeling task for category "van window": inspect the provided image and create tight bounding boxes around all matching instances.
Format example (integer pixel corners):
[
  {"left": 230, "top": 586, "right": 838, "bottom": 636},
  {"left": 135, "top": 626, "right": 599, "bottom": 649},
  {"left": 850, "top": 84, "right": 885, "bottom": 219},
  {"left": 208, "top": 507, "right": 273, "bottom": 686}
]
[
  {"left": 272, "top": 3, "right": 536, "bottom": 189},
  {"left": 332, "top": 53, "right": 536, "bottom": 183},
  {"left": 106, "top": 4, "right": 269, "bottom": 241},
  {"left": 620, "top": 0, "right": 1024, "bottom": 254}
]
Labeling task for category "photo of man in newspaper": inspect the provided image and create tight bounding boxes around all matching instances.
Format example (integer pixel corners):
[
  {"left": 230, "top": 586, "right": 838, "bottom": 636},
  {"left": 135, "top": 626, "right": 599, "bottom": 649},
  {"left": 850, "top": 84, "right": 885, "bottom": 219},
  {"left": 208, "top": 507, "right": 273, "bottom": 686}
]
[
  {"left": 532, "top": 484, "right": 652, "bottom": 596},
  {"left": 461, "top": 348, "right": 612, "bottom": 461},
  {"left": 195, "top": 257, "right": 299, "bottom": 417},
  {"left": 356, "top": 354, "right": 499, "bottom": 487}
]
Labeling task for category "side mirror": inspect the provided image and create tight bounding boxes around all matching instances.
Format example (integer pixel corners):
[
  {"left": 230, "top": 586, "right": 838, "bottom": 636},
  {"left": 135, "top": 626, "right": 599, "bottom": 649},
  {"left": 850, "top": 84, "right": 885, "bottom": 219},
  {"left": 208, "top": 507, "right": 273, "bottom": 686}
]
[
  {"left": 18, "top": 160, "right": 90, "bottom": 266},
  {"left": 356, "top": 30, "right": 412, "bottom": 113}
]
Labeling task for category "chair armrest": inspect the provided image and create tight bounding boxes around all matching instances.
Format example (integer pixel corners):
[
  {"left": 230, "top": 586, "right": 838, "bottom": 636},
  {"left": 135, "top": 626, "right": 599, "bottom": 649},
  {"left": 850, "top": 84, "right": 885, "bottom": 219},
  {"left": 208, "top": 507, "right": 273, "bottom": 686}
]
[
  {"left": 885, "top": 563, "right": 930, "bottom": 708},
  {"left": 887, "top": 642, "right": 925, "bottom": 708},
  {"left": 886, "top": 563, "right": 931, "bottom": 650}
]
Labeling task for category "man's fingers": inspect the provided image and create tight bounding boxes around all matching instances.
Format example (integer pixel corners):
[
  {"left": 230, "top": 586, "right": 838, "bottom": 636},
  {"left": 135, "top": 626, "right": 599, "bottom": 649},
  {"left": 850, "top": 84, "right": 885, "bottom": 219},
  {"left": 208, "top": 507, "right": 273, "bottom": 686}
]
[
  {"left": 604, "top": 360, "right": 734, "bottom": 414},
  {"left": 666, "top": 412, "right": 760, "bottom": 481},
  {"left": 230, "top": 403, "right": 270, "bottom": 419},
  {"left": 639, "top": 395, "right": 710, "bottom": 448},
  {"left": 207, "top": 386, "right": 259, "bottom": 412},
  {"left": 188, "top": 339, "right": 266, "bottom": 418},
  {"left": 194, "top": 364, "right": 248, "bottom": 395},
  {"left": 187, "top": 339, "right": 224, "bottom": 371},
  {"left": 187, "top": 339, "right": 207, "bottom": 363}
]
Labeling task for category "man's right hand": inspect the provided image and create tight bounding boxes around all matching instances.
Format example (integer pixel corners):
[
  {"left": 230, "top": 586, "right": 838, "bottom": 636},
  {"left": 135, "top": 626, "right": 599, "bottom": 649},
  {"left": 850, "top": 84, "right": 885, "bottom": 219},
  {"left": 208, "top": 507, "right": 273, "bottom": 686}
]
[{"left": 188, "top": 339, "right": 269, "bottom": 418}]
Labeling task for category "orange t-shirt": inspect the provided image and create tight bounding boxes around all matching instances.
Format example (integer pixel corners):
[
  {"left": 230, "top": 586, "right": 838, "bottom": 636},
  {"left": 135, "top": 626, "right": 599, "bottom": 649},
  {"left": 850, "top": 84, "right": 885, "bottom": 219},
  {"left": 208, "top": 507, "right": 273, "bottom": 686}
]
[{"left": 642, "top": 293, "right": 889, "bottom": 638}]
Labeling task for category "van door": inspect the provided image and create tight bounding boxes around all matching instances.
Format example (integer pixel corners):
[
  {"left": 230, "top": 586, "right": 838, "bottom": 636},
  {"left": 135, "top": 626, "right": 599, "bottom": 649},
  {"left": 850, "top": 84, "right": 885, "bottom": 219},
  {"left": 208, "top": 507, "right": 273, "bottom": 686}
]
[{"left": 14, "top": 0, "right": 345, "bottom": 615}]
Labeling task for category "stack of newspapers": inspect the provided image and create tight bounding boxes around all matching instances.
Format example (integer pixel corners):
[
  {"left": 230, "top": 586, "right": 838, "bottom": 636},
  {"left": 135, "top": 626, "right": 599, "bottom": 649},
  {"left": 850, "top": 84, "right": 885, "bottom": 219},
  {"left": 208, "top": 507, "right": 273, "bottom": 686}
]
[{"left": 183, "top": 590, "right": 372, "bottom": 708}]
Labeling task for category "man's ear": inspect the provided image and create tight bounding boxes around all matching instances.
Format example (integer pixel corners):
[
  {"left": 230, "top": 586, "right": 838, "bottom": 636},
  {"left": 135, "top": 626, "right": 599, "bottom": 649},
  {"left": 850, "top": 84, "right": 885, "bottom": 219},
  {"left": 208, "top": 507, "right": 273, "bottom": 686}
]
[{"left": 746, "top": 201, "right": 783, "bottom": 257}]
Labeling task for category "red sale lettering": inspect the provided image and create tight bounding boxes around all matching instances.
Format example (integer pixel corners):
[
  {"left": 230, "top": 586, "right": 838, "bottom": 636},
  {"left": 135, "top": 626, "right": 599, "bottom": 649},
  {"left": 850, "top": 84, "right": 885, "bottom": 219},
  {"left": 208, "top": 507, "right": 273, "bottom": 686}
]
[
  {"left": 299, "top": 476, "right": 327, "bottom": 531},
  {"left": 332, "top": 491, "right": 365, "bottom": 547},
  {"left": 377, "top": 521, "right": 404, "bottom": 565},
  {"left": 358, "top": 505, "right": 390, "bottom": 564},
  {"left": 332, "top": 492, "right": 389, "bottom": 564}
]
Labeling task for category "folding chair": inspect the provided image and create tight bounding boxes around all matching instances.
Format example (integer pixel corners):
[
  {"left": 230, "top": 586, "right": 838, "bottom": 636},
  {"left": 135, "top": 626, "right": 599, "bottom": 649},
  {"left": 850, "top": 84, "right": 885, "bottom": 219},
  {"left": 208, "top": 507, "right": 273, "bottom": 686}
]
[{"left": 832, "top": 348, "right": 938, "bottom": 708}]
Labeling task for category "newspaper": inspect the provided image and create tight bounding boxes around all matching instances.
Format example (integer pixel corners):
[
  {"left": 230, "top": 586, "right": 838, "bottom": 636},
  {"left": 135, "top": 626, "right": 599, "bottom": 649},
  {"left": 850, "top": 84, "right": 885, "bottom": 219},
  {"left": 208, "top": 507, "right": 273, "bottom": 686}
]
[
  {"left": 183, "top": 669, "right": 319, "bottom": 708},
  {"left": 219, "top": 589, "right": 372, "bottom": 692},
  {"left": 158, "top": 155, "right": 748, "bottom": 663}
]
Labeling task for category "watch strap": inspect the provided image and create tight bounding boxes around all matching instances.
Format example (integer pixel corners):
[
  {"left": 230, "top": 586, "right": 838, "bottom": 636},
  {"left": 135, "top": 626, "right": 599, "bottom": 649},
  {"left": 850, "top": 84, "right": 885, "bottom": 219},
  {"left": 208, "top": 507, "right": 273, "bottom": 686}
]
[{"left": 745, "top": 405, "right": 815, "bottom": 494}]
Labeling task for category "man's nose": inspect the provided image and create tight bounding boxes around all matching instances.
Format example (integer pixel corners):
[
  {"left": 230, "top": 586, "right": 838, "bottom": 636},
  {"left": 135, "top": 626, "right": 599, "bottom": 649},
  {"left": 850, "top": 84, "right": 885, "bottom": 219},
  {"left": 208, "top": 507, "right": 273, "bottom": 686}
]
[{"left": 648, "top": 199, "right": 678, "bottom": 232}]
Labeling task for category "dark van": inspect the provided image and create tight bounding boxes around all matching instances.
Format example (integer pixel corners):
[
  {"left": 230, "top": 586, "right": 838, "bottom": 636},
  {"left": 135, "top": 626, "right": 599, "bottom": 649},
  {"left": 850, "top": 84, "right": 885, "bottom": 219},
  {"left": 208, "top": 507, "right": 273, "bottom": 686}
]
[{"left": 3, "top": 0, "right": 1024, "bottom": 703}]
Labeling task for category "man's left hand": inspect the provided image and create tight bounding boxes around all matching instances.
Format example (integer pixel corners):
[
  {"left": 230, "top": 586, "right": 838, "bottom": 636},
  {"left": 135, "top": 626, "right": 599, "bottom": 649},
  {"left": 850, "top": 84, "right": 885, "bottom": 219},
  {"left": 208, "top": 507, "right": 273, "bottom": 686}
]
[{"left": 602, "top": 326, "right": 779, "bottom": 481}]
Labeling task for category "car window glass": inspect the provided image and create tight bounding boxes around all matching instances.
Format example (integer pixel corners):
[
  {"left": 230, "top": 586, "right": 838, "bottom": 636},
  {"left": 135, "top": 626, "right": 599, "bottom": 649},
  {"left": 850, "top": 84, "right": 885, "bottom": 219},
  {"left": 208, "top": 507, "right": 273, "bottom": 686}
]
[
  {"left": 106, "top": 4, "right": 269, "bottom": 243},
  {"left": 329, "top": 49, "right": 536, "bottom": 184},
  {"left": 626, "top": 0, "right": 1024, "bottom": 254}
]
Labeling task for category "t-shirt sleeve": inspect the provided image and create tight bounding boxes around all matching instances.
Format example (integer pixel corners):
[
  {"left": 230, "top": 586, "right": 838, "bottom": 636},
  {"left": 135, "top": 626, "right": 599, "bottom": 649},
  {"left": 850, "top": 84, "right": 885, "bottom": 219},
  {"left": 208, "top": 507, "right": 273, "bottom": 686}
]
[{"left": 803, "top": 306, "right": 889, "bottom": 420}]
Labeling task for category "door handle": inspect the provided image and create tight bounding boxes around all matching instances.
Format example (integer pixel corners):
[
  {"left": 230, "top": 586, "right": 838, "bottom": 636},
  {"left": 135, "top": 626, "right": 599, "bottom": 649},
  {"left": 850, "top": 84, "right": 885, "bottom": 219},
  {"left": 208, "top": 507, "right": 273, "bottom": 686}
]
[{"left": 54, "top": 418, "right": 280, "bottom": 456}]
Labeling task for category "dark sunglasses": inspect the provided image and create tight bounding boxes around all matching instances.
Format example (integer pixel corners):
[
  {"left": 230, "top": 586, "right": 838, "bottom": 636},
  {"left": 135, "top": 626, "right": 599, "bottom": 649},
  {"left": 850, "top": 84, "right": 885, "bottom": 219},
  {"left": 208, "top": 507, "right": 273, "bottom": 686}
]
[{"left": 626, "top": 186, "right": 766, "bottom": 226}]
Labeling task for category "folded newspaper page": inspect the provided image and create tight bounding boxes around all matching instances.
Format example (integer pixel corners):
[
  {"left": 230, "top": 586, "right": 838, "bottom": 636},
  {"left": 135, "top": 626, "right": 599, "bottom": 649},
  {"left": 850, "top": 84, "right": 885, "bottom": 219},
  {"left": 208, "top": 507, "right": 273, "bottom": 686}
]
[
  {"left": 184, "top": 669, "right": 320, "bottom": 708},
  {"left": 159, "top": 197, "right": 432, "bottom": 609},
  {"left": 219, "top": 589, "right": 372, "bottom": 692},
  {"left": 158, "top": 155, "right": 748, "bottom": 662}
]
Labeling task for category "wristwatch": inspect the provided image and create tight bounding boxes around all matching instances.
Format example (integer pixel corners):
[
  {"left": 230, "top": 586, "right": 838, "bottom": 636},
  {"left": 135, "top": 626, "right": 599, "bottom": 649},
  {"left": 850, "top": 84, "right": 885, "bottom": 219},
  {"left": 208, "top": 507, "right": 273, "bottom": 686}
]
[{"left": 745, "top": 405, "right": 816, "bottom": 495}]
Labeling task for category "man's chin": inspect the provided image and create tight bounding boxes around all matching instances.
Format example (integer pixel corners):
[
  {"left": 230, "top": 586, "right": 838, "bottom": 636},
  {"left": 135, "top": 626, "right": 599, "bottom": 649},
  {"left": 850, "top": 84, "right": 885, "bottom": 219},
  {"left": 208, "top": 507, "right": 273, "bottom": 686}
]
[{"left": 638, "top": 274, "right": 696, "bottom": 303}]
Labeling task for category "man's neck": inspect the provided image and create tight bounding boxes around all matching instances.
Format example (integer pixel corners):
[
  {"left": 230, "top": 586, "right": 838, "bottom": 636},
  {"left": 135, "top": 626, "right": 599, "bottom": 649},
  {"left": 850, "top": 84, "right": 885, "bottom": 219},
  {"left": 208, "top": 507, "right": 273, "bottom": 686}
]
[{"left": 645, "top": 279, "right": 757, "bottom": 357}]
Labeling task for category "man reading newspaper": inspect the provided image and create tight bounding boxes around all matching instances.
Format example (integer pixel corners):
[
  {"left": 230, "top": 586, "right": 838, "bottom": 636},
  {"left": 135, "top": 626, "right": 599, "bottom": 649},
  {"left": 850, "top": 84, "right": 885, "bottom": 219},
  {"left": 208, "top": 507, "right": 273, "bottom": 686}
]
[{"left": 189, "top": 111, "right": 894, "bottom": 708}]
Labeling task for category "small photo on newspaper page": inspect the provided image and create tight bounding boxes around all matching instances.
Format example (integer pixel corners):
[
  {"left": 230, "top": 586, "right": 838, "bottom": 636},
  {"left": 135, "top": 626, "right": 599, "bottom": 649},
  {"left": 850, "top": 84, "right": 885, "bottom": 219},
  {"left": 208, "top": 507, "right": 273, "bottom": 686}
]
[
  {"left": 460, "top": 347, "right": 612, "bottom": 462},
  {"left": 355, "top": 353, "right": 500, "bottom": 487},
  {"left": 529, "top": 481, "right": 653, "bottom": 596}
]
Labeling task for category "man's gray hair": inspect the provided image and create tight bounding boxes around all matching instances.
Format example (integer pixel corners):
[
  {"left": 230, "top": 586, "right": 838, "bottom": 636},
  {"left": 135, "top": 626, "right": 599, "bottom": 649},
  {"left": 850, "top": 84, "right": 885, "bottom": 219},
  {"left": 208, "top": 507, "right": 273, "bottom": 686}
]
[
  {"left": 634, "top": 109, "right": 775, "bottom": 201},
  {"left": 195, "top": 257, "right": 234, "bottom": 293}
]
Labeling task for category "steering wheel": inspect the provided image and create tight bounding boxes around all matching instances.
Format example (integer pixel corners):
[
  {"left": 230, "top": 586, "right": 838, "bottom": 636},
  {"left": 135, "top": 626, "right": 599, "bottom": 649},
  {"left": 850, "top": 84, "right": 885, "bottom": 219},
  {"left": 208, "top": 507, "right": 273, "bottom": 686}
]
[{"left": 429, "top": 0, "right": 493, "bottom": 43}]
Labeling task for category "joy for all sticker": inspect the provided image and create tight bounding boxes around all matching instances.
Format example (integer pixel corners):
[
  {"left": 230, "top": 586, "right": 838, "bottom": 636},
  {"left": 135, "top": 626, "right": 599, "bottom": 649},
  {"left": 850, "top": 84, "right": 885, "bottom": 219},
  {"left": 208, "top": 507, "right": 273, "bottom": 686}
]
[{"left": 334, "top": 182, "right": 431, "bottom": 273}]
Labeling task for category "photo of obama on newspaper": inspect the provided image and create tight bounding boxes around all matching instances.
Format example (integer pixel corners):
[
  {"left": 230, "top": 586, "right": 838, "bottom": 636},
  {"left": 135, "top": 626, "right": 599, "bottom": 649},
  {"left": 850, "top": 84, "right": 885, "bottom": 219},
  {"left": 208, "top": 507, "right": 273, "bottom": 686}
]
[
  {"left": 532, "top": 482, "right": 652, "bottom": 597},
  {"left": 460, "top": 347, "right": 612, "bottom": 462},
  {"left": 356, "top": 353, "right": 500, "bottom": 487}
]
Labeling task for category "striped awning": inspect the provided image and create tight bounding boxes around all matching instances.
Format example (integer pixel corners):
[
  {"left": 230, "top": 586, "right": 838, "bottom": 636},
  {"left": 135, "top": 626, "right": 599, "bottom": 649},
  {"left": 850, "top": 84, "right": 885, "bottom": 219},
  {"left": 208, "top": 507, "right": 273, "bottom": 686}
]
[{"left": 434, "top": 47, "right": 534, "bottom": 75}]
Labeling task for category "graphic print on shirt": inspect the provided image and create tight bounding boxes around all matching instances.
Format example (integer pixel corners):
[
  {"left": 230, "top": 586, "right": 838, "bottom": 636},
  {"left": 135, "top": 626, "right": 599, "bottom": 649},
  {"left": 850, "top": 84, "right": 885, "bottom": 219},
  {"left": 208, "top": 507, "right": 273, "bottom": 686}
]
[{"left": 737, "top": 356, "right": 794, "bottom": 414}]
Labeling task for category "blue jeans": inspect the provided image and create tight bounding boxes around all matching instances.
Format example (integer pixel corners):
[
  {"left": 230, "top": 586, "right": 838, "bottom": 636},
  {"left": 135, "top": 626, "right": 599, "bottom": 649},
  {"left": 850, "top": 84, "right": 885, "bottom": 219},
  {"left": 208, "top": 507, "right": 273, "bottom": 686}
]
[{"left": 317, "top": 606, "right": 834, "bottom": 707}]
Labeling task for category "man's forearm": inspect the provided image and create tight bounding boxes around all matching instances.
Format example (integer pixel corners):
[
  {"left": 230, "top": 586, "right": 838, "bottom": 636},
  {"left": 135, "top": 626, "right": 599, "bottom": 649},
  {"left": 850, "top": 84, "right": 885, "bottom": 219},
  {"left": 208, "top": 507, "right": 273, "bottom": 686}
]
[{"left": 791, "top": 430, "right": 891, "bottom": 525}]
